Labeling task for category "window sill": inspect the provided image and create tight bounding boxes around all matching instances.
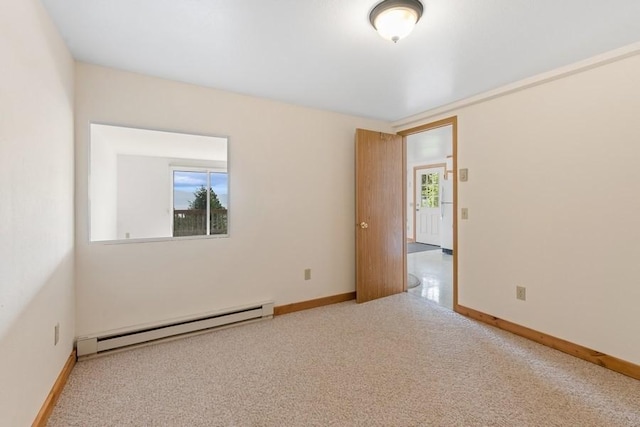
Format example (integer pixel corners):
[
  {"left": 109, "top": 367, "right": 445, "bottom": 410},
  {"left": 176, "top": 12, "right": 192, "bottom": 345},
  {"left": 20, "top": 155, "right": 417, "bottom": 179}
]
[{"left": 89, "top": 234, "right": 229, "bottom": 245}]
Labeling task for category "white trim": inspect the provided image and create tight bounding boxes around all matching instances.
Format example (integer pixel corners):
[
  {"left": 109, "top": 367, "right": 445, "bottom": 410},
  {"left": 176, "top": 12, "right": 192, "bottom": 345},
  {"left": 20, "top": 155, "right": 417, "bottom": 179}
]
[{"left": 393, "top": 41, "right": 640, "bottom": 131}]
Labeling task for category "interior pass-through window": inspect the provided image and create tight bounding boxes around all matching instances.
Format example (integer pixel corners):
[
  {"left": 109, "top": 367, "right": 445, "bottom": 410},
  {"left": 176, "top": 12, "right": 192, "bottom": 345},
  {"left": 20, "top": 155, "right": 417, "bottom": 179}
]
[{"left": 89, "top": 123, "right": 228, "bottom": 242}]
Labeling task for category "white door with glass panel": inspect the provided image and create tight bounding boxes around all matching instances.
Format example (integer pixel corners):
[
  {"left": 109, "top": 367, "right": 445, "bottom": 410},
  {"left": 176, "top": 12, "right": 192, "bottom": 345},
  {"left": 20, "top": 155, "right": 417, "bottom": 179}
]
[{"left": 415, "top": 167, "right": 443, "bottom": 245}]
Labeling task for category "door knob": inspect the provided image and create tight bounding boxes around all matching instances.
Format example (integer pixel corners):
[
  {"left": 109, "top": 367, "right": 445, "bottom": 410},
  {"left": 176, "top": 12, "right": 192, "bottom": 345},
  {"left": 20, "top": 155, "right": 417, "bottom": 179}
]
[{"left": 359, "top": 222, "right": 369, "bottom": 229}]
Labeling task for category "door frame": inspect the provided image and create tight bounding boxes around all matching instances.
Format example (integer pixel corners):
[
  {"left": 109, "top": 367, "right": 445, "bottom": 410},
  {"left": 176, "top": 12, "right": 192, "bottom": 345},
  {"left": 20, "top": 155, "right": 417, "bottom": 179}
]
[
  {"left": 399, "top": 116, "right": 459, "bottom": 310},
  {"left": 412, "top": 163, "right": 446, "bottom": 245}
]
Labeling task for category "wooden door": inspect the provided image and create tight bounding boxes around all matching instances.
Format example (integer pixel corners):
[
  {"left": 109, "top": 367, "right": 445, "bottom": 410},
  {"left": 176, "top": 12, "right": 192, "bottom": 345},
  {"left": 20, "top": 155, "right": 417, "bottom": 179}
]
[{"left": 355, "top": 129, "right": 405, "bottom": 303}]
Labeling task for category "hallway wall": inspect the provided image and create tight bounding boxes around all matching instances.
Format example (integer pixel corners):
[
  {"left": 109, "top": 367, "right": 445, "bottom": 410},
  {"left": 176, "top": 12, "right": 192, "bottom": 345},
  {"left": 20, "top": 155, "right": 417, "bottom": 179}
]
[{"left": 396, "top": 50, "right": 640, "bottom": 365}]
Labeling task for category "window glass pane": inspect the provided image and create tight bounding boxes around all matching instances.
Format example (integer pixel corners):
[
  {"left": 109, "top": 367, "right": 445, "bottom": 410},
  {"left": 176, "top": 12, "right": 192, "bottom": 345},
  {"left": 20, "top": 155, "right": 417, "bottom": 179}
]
[
  {"left": 427, "top": 172, "right": 439, "bottom": 208},
  {"left": 421, "top": 174, "right": 428, "bottom": 207},
  {"left": 421, "top": 172, "right": 439, "bottom": 208},
  {"left": 209, "top": 172, "right": 228, "bottom": 235},
  {"left": 173, "top": 171, "right": 208, "bottom": 236}
]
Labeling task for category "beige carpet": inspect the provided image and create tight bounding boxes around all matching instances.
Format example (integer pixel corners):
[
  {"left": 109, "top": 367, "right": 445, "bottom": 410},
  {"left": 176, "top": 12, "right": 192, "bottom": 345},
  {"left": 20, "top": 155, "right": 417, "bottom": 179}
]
[{"left": 48, "top": 294, "right": 640, "bottom": 426}]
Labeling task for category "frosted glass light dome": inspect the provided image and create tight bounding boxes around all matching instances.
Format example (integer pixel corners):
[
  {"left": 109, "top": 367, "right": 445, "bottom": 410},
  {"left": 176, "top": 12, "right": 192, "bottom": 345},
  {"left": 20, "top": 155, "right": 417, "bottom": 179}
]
[{"left": 370, "top": 0, "right": 423, "bottom": 43}]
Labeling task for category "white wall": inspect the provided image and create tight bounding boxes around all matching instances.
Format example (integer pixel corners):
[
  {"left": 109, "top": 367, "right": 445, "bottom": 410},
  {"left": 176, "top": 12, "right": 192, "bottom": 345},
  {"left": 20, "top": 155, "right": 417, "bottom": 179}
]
[
  {"left": 75, "top": 63, "right": 391, "bottom": 336},
  {"left": 117, "top": 154, "right": 172, "bottom": 240},
  {"left": 90, "top": 130, "right": 118, "bottom": 240},
  {"left": 0, "top": 1, "right": 75, "bottom": 425},
  {"left": 396, "top": 52, "right": 640, "bottom": 365}
]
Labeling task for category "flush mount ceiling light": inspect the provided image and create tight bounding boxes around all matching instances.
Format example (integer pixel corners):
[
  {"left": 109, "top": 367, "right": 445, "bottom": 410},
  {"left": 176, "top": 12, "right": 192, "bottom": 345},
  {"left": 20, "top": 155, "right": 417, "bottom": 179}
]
[{"left": 369, "top": 0, "right": 423, "bottom": 43}]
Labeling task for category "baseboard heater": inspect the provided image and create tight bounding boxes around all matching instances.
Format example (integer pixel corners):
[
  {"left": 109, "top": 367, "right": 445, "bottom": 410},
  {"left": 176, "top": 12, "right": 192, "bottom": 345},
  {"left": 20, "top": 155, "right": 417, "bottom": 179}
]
[{"left": 76, "top": 301, "right": 274, "bottom": 357}]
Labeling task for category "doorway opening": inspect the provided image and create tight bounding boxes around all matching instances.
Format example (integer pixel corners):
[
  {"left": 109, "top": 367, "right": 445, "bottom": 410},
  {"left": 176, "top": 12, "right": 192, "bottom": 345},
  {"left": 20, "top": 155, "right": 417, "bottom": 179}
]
[{"left": 401, "top": 118, "right": 457, "bottom": 310}]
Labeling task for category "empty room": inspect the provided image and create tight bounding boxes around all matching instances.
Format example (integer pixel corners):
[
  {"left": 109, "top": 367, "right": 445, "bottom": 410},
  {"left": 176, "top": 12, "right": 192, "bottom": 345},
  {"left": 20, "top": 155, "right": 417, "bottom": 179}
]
[{"left": 2, "top": 0, "right": 640, "bottom": 426}]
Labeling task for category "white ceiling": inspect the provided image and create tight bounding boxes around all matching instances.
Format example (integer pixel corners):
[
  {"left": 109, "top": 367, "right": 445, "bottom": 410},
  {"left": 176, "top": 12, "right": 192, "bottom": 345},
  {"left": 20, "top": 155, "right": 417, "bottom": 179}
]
[{"left": 40, "top": 0, "right": 640, "bottom": 121}]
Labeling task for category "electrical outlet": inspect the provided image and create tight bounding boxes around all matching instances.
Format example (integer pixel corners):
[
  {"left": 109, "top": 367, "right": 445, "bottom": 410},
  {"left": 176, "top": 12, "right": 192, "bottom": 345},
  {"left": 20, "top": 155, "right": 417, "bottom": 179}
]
[
  {"left": 304, "top": 268, "right": 311, "bottom": 280},
  {"left": 461, "top": 208, "right": 469, "bottom": 220},
  {"left": 54, "top": 323, "right": 60, "bottom": 345},
  {"left": 516, "top": 286, "right": 526, "bottom": 301}
]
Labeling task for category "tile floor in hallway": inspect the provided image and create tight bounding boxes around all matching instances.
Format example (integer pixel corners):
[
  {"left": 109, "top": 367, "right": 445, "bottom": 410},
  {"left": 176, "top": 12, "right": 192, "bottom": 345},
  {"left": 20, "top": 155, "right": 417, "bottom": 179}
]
[{"left": 407, "top": 249, "right": 453, "bottom": 310}]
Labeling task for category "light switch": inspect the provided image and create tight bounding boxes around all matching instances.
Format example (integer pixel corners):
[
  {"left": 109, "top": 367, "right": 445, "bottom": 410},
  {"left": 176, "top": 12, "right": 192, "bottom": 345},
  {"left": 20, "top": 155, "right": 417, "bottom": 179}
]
[
  {"left": 461, "top": 208, "right": 469, "bottom": 220},
  {"left": 459, "top": 168, "right": 468, "bottom": 182}
]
